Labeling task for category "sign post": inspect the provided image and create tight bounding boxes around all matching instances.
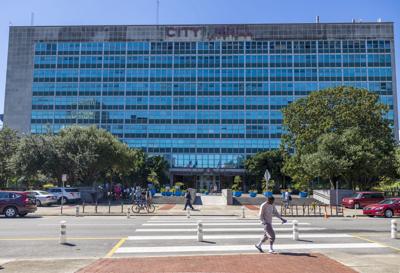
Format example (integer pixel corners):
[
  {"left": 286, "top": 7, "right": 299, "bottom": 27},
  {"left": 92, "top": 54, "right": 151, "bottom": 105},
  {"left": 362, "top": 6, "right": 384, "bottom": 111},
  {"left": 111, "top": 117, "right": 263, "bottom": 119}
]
[
  {"left": 264, "top": 169, "right": 271, "bottom": 192},
  {"left": 61, "top": 174, "right": 67, "bottom": 215}
]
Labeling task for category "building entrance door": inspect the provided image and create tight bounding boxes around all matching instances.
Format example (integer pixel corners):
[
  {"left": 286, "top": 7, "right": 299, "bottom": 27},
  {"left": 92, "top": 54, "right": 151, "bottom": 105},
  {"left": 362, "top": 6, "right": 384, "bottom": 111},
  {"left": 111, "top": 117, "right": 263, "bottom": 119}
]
[{"left": 197, "top": 175, "right": 220, "bottom": 193}]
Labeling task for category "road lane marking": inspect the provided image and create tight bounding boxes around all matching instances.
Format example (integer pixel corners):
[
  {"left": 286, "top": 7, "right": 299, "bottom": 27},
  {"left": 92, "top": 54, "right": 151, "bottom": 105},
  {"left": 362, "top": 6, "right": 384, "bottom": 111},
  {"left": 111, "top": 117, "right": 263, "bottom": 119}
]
[
  {"left": 127, "top": 233, "right": 352, "bottom": 240},
  {"left": 115, "top": 243, "right": 384, "bottom": 254},
  {"left": 105, "top": 237, "right": 127, "bottom": 258},
  {"left": 0, "top": 237, "right": 123, "bottom": 241},
  {"left": 135, "top": 227, "right": 326, "bottom": 232},
  {"left": 143, "top": 222, "right": 310, "bottom": 226},
  {"left": 351, "top": 234, "right": 400, "bottom": 252},
  {"left": 37, "top": 224, "right": 136, "bottom": 226}
]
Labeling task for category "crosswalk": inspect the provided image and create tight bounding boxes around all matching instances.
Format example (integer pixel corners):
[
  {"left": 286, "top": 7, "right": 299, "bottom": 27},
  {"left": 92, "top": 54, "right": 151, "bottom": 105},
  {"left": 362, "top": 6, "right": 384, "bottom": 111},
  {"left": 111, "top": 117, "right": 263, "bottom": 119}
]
[{"left": 113, "top": 216, "right": 387, "bottom": 257}]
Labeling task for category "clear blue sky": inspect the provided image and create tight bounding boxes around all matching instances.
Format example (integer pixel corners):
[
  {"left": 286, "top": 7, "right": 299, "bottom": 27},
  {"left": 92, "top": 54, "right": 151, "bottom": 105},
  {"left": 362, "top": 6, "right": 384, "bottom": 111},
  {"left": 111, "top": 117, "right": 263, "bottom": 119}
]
[{"left": 1, "top": 0, "right": 399, "bottom": 114}]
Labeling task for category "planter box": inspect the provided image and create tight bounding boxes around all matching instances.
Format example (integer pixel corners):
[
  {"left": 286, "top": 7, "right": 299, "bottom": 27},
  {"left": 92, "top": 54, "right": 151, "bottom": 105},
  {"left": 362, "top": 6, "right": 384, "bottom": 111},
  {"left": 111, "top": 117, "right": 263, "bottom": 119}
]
[
  {"left": 249, "top": 192, "right": 257, "bottom": 198},
  {"left": 299, "top": 192, "right": 308, "bottom": 198},
  {"left": 165, "top": 192, "right": 172, "bottom": 197},
  {"left": 263, "top": 192, "right": 273, "bottom": 197},
  {"left": 234, "top": 191, "right": 242, "bottom": 197}
]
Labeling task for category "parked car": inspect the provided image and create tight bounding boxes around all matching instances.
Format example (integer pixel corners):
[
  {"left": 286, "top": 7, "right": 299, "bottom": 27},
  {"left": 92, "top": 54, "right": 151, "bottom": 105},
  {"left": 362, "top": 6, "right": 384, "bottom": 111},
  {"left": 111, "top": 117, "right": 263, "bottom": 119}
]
[
  {"left": 0, "top": 191, "right": 37, "bottom": 218},
  {"left": 47, "top": 187, "right": 81, "bottom": 204},
  {"left": 342, "top": 192, "right": 385, "bottom": 209},
  {"left": 363, "top": 198, "right": 400, "bottom": 218},
  {"left": 26, "top": 190, "right": 57, "bottom": 206}
]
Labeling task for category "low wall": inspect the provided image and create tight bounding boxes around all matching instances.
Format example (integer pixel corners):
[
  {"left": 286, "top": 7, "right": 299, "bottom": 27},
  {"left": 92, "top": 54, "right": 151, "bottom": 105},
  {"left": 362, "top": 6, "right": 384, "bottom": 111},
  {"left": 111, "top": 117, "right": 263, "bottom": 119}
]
[
  {"left": 233, "top": 195, "right": 317, "bottom": 206},
  {"left": 313, "top": 189, "right": 354, "bottom": 205}
]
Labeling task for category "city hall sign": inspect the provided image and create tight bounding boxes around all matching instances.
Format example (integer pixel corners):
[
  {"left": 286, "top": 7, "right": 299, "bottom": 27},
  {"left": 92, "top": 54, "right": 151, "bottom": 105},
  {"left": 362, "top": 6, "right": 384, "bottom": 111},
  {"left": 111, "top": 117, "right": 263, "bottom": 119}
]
[{"left": 165, "top": 26, "right": 253, "bottom": 41}]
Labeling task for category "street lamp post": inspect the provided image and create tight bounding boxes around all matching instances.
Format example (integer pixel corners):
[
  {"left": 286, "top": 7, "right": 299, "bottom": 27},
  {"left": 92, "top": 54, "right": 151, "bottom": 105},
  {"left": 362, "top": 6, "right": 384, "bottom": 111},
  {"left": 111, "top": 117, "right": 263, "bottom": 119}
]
[{"left": 61, "top": 174, "right": 67, "bottom": 215}]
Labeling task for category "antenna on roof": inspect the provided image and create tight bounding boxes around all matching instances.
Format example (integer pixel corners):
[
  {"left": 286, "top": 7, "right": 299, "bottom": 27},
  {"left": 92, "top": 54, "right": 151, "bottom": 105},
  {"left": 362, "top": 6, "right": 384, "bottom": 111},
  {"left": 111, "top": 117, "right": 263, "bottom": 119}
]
[
  {"left": 30, "top": 12, "right": 35, "bottom": 26},
  {"left": 156, "top": 0, "right": 160, "bottom": 25}
]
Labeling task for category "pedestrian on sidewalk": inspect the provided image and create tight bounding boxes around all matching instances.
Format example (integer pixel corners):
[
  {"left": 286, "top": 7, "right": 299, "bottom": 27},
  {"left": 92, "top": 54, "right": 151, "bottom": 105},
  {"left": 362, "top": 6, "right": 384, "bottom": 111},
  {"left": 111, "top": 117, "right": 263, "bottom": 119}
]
[
  {"left": 255, "top": 196, "right": 287, "bottom": 254},
  {"left": 183, "top": 189, "right": 194, "bottom": 210}
]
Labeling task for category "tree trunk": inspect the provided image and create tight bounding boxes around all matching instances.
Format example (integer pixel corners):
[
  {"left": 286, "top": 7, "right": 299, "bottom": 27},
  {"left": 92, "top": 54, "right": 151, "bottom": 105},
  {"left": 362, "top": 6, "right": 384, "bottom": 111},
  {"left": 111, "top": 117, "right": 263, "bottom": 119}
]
[{"left": 329, "top": 178, "right": 335, "bottom": 190}]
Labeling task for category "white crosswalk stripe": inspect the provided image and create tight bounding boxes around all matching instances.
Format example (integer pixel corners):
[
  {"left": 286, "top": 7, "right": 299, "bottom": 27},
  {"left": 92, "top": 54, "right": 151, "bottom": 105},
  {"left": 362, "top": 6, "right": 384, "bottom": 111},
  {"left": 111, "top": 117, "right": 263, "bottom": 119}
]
[
  {"left": 142, "top": 222, "right": 311, "bottom": 226},
  {"left": 135, "top": 227, "right": 326, "bottom": 232},
  {"left": 113, "top": 216, "right": 387, "bottom": 256},
  {"left": 127, "top": 233, "right": 352, "bottom": 240}
]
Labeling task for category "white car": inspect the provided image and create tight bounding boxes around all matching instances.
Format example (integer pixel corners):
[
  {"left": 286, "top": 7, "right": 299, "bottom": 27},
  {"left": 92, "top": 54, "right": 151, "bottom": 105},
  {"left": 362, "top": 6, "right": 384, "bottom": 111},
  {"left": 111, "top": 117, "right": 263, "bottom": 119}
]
[
  {"left": 26, "top": 190, "right": 57, "bottom": 206},
  {"left": 47, "top": 187, "right": 81, "bottom": 204}
]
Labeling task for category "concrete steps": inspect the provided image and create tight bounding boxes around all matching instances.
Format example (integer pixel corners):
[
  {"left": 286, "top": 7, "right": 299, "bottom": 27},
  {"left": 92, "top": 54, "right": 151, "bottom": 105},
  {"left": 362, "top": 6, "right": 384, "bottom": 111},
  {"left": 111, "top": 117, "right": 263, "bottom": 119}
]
[{"left": 200, "top": 195, "right": 227, "bottom": 205}]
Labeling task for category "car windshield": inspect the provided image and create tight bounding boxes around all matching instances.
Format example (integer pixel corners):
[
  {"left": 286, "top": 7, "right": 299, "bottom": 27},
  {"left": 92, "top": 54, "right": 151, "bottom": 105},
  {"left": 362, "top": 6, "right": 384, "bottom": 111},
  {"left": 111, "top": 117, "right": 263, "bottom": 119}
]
[
  {"left": 351, "top": 193, "right": 361, "bottom": 198},
  {"left": 379, "top": 199, "right": 395, "bottom": 205},
  {"left": 39, "top": 191, "right": 50, "bottom": 195},
  {"left": 65, "top": 188, "right": 79, "bottom": 192}
]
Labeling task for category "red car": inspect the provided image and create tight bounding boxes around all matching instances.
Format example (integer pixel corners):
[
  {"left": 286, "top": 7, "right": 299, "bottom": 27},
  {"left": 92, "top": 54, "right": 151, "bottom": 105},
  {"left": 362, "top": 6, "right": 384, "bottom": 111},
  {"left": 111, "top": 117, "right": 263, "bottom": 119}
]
[
  {"left": 363, "top": 198, "right": 400, "bottom": 218},
  {"left": 342, "top": 191, "right": 385, "bottom": 209},
  {"left": 0, "top": 191, "right": 37, "bottom": 218}
]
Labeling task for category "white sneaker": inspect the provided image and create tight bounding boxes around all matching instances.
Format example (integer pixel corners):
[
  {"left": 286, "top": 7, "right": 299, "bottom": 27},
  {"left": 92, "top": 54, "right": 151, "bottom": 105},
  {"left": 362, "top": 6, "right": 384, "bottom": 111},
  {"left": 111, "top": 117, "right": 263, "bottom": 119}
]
[{"left": 268, "top": 249, "right": 277, "bottom": 254}]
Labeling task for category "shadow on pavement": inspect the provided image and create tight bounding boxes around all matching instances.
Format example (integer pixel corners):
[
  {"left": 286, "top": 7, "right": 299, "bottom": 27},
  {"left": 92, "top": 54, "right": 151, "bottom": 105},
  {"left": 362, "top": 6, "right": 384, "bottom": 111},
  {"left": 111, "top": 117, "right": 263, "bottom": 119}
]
[
  {"left": 278, "top": 252, "right": 317, "bottom": 258},
  {"left": 297, "top": 239, "right": 314, "bottom": 243},
  {"left": 61, "top": 242, "right": 76, "bottom": 247},
  {"left": 201, "top": 240, "right": 217, "bottom": 244}
]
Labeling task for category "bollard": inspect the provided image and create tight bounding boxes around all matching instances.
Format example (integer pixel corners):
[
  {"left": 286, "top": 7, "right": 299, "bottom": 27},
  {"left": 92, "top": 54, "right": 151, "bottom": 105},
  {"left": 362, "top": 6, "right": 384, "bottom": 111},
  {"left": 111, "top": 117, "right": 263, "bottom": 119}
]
[
  {"left": 108, "top": 200, "right": 111, "bottom": 214},
  {"left": 292, "top": 220, "right": 299, "bottom": 240},
  {"left": 241, "top": 206, "right": 245, "bottom": 218},
  {"left": 60, "top": 220, "right": 67, "bottom": 244},
  {"left": 82, "top": 202, "right": 85, "bottom": 213},
  {"left": 75, "top": 206, "right": 79, "bottom": 217},
  {"left": 121, "top": 202, "right": 124, "bottom": 213},
  {"left": 95, "top": 202, "right": 98, "bottom": 213},
  {"left": 127, "top": 208, "right": 131, "bottom": 219},
  {"left": 197, "top": 220, "right": 203, "bottom": 242},
  {"left": 391, "top": 219, "right": 398, "bottom": 239},
  {"left": 186, "top": 207, "right": 190, "bottom": 218}
]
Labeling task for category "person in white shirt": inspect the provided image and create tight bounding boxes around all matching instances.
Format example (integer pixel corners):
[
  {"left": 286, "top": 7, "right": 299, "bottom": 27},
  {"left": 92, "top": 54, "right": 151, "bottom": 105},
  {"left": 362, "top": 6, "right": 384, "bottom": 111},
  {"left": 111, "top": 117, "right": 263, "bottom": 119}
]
[{"left": 255, "top": 196, "right": 287, "bottom": 254}]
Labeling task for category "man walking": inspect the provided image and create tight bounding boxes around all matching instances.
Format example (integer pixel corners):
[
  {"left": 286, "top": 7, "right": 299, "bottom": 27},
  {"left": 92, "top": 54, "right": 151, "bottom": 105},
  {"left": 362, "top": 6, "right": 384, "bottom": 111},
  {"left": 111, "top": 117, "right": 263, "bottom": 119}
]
[
  {"left": 183, "top": 189, "right": 194, "bottom": 210},
  {"left": 255, "top": 196, "right": 287, "bottom": 254}
]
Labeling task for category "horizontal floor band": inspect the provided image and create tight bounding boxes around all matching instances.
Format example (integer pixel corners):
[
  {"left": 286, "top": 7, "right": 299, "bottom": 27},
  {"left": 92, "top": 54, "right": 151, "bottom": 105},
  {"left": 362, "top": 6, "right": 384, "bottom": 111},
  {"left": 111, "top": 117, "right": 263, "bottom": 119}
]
[{"left": 115, "top": 243, "right": 383, "bottom": 254}]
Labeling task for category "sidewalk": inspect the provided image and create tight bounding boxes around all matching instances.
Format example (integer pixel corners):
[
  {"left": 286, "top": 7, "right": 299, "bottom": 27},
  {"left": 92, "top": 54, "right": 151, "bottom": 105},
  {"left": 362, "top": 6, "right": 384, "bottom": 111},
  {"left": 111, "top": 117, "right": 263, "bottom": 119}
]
[
  {"left": 34, "top": 203, "right": 348, "bottom": 217},
  {"left": 34, "top": 204, "right": 258, "bottom": 217},
  {"left": 76, "top": 253, "right": 357, "bottom": 273}
]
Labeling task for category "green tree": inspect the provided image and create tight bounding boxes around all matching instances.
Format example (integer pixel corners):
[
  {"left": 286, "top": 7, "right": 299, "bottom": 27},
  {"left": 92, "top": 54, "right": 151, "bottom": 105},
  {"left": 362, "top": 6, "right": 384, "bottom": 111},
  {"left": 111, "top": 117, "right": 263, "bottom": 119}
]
[
  {"left": 0, "top": 127, "right": 19, "bottom": 188},
  {"left": 244, "top": 150, "right": 287, "bottom": 192},
  {"left": 56, "top": 126, "right": 130, "bottom": 186},
  {"left": 10, "top": 134, "right": 51, "bottom": 188},
  {"left": 282, "top": 86, "right": 396, "bottom": 190},
  {"left": 145, "top": 155, "right": 169, "bottom": 187},
  {"left": 232, "top": 175, "right": 242, "bottom": 191}
]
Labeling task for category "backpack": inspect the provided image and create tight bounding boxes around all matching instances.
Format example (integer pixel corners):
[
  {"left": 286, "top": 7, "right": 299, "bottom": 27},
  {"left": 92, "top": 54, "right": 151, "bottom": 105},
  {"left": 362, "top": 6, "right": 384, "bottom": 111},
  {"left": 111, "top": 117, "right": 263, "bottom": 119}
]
[{"left": 288, "top": 195, "right": 292, "bottom": 201}]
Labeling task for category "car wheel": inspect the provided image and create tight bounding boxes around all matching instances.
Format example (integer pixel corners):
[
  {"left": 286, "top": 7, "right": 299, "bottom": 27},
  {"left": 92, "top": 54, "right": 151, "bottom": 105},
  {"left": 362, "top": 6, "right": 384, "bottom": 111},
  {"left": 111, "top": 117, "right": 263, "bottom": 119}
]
[
  {"left": 36, "top": 199, "right": 42, "bottom": 207},
  {"left": 354, "top": 203, "right": 360, "bottom": 209},
  {"left": 4, "top": 206, "right": 18, "bottom": 218},
  {"left": 58, "top": 197, "right": 68, "bottom": 204},
  {"left": 19, "top": 213, "right": 28, "bottom": 217},
  {"left": 367, "top": 215, "right": 374, "bottom": 217},
  {"left": 384, "top": 209, "right": 393, "bottom": 218}
]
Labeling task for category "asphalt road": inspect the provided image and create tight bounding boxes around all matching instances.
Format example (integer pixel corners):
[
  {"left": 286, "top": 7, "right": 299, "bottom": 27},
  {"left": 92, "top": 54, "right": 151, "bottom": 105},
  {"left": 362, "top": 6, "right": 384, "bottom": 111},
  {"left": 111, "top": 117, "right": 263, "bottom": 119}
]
[{"left": 0, "top": 215, "right": 399, "bottom": 273}]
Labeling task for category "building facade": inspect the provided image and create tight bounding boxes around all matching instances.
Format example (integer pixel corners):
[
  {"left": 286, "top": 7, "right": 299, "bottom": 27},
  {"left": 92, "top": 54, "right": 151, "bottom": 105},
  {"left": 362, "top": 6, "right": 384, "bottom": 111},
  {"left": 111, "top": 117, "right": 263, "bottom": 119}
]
[{"left": 4, "top": 23, "right": 397, "bottom": 190}]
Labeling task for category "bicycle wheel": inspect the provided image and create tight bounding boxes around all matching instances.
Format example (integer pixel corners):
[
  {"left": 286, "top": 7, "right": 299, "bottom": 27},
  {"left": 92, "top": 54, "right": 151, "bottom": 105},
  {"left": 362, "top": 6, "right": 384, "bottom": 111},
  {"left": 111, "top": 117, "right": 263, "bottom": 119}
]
[
  {"left": 132, "top": 204, "right": 140, "bottom": 213},
  {"left": 146, "top": 204, "right": 156, "bottom": 213}
]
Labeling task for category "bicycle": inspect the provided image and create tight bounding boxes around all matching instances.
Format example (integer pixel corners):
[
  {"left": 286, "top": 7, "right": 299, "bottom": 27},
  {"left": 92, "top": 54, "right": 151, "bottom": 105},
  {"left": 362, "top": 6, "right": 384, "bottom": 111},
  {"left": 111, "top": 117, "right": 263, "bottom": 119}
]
[{"left": 131, "top": 199, "right": 155, "bottom": 213}]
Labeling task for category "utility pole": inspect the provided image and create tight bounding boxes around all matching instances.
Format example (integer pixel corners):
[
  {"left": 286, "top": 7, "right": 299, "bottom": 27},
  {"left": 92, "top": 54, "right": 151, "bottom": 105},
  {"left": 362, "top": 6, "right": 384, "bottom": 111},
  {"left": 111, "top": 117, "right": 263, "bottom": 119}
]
[{"left": 156, "top": 0, "right": 160, "bottom": 25}]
